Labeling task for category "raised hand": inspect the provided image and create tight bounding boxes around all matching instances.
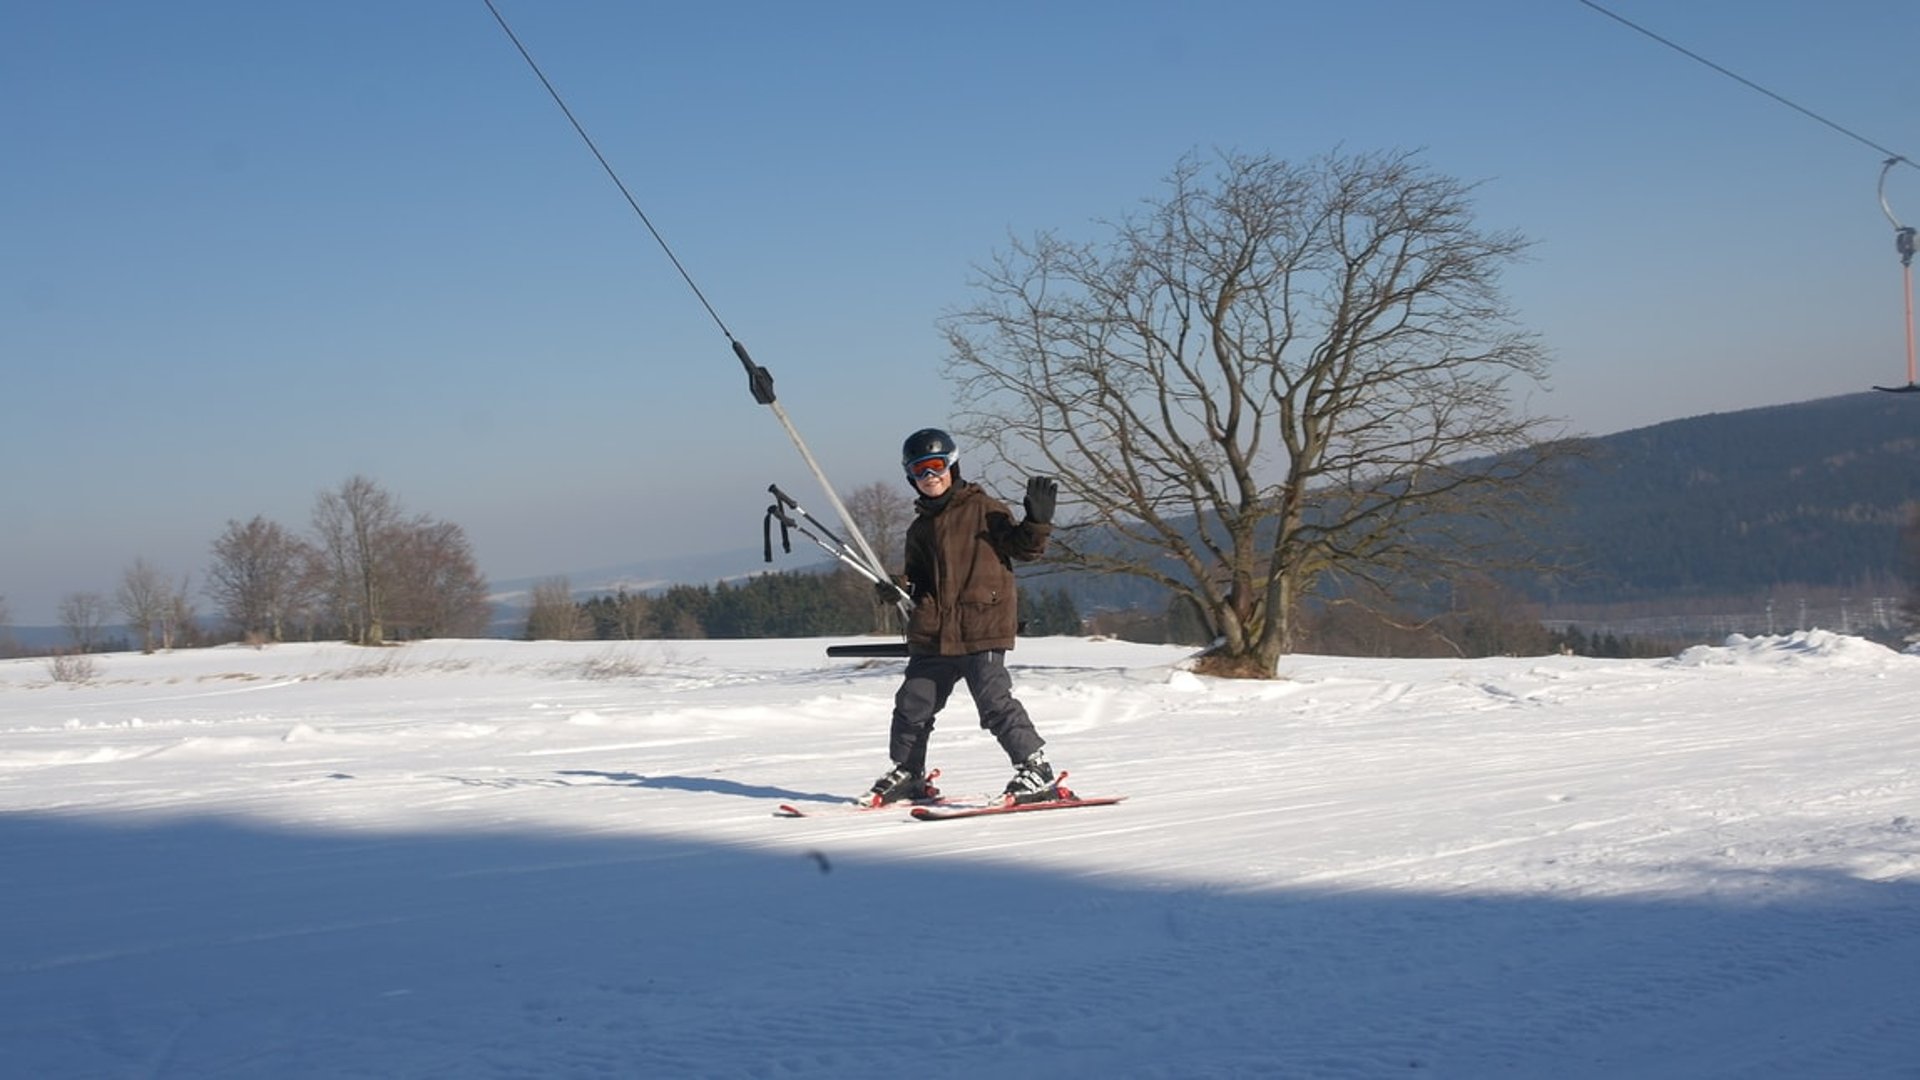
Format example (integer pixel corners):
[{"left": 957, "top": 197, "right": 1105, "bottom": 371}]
[{"left": 1023, "top": 475, "right": 1058, "bottom": 525}]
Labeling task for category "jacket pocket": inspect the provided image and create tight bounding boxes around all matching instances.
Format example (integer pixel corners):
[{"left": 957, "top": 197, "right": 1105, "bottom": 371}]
[
  {"left": 907, "top": 597, "right": 943, "bottom": 643},
  {"left": 955, "top": 588, "right": 1004, "bottom": 641}
]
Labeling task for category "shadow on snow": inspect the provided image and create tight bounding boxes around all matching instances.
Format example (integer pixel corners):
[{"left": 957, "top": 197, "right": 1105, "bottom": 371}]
[
  {"left": 553, "top": 769, "right": 844, "bottom": 805},
  {"left": 2, "top": 810, "right": 1917, "bottom": 1079}
]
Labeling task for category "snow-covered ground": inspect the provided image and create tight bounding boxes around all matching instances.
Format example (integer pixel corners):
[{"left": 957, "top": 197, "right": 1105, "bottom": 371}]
[{"left": 2, "top": 632, "right": 1917, "bottom": 1078}]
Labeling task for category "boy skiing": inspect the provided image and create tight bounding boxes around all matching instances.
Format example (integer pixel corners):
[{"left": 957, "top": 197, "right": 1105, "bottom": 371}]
[{"left": 863, "top": 427, "right": 1063, "bottom": 807}]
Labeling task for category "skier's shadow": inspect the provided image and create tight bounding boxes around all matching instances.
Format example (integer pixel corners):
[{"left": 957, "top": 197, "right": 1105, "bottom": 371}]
[{"left": 556, "top": 770, "right": 842, "bottom": 805}]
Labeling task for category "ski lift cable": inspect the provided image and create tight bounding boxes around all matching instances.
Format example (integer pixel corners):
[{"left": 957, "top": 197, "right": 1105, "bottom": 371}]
[
  {"left": 1575, "top": 1, "right": 1918, "bottom": 393},
  {"left": 480, "top": 0, "right": 897, "bottom": 579},
  {"left": 1574, "top": 0, "right": 1916, "bottom": 169}
]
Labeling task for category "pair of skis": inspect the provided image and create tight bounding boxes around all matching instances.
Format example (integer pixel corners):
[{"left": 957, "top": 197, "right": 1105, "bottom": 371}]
[{"left": 775, "top": 772, "right": 1124, "bottom": 821}]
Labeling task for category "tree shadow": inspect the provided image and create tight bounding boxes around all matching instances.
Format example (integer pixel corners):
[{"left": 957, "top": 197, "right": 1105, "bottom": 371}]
[{"left": 3, "top": 810, "right": 1916, "bottom": 1078}]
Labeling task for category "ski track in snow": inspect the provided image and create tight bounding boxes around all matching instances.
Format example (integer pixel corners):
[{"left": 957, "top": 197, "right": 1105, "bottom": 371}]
[{"left": 2, "top": 633, "right": 1918, "bottom": 1078}]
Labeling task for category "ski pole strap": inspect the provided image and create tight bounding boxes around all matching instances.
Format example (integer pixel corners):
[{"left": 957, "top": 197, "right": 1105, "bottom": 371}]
[
  {"left": 761, "top": 488, "right": 861, "bottom": 572},
  {"left": 762, "top": 502, "right": 796, "bottom": 562}
]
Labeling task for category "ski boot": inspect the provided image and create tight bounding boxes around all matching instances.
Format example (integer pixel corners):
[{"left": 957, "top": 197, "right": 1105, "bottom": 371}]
[
  {"left": 1002, "top": 750, "right": 1060, "bottom": 805},
  {"left": 858, "top": 764, "right": 940, "bottom": 808}
]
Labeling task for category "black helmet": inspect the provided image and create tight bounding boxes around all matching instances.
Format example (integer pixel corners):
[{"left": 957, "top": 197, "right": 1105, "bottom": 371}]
[{"left": 901, "top": 428, "right": 959, "bottom": 475}]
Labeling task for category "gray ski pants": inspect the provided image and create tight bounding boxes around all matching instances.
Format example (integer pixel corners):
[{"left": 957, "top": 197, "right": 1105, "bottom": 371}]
[{"left": 888, "top": 650, "right": 1044, "bottom": 773}]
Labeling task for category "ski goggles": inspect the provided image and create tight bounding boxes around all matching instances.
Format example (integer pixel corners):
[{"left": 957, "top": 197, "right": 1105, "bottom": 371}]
[{"left": 906, "top": 454, "right": 955, "bottom": 480}]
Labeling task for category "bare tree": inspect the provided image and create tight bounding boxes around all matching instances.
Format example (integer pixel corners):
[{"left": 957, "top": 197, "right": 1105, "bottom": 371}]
[
  {"left": 844, "top": 480, "right": 915, "bottom": 633},
  {"left": 526, "top": 577, "right": 588, "bottom": 640},
  {"left": 117, "top": 558, "right": 172, "bottom": 653},
  {"left": 207, "top": 516, "right": 315, "bottom": 643},
  {"left": 844, "top": 480, "right": 914, "bottom": 574},
  {"left": 943, "top": 149, "right": 1566, "bottom": 677},
  {"left": 312, "top": 476, "right": 403, "bottom": 646},
  {"left": 291, "top": 544, "right": 337, "bottom": 642},
  {"left": 59, "top": 591, "right": 110, "bottom": 653},
  {"left": 609, "top": 590, "right": 652, "bottom": 640},
  {"left": 386, "top": 518, "right": 493, "bottom": 639},
  {"left": 581, "top": 588, "right": 652, "bottom": 640},
  {"left": 161, "top": 575, "right": 196, "bottom": 650}
]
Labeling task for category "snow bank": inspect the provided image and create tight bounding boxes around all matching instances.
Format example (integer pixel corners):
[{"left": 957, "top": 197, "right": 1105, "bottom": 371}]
[{"left": 1669, "top": 629, "right": 1914, "bottom": 672}]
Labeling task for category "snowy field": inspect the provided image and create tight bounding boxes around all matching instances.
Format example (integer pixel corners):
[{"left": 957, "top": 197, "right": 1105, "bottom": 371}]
[{"left": 2, "top": 631, "right": 1918, "bottom": 1079}]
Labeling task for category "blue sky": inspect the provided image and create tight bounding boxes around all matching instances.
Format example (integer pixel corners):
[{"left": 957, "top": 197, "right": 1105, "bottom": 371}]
[{"left": 4, "top": 1, "right": 1916, "bottom": 625}]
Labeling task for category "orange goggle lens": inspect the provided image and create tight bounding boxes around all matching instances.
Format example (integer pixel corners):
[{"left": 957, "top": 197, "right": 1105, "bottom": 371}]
[{"left": 907, "top": 455, "right": 953, "bottom": 479}]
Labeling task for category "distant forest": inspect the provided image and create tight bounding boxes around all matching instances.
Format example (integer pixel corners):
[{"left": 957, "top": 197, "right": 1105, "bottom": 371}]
[{"left": 529, "top": 572, "right": 1085, "bottom": 645}]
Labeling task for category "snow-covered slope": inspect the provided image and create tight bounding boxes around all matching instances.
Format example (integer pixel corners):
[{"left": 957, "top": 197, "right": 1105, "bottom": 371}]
[{"left": 3, "top": 632, "right": 1917, "bottom": 1077}]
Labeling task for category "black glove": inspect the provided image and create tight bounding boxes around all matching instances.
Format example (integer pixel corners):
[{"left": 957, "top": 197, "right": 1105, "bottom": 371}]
[
  {"left": 1023, "top": 475, "right": 1058, "bottom": 525},
  {"left": 874, "top": 578, "right": 905, "bottom": 605}
]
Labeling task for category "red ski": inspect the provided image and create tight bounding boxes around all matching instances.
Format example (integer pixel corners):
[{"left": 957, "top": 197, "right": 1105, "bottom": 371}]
[
  {"left": 909, "top": 792, "right": 1126, "bottom": 821},
  {"left": 773, "top": 798, "right": 945, "bottom": 818}
]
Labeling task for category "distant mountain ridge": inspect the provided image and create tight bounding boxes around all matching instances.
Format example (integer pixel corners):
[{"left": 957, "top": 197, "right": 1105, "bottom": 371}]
[
  {"left": 1545, "top": 392, "right": 1919, "bottom": 603},
  {"left": 485, "top": 546, "right": 788, "bottom": 634},
  {"left": 488, "top": 547, "right": 777, "bottom": 608}
]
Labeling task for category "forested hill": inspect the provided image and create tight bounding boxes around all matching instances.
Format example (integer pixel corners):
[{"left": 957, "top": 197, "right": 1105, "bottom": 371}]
[{"left": 1545, "top": 392, "right": 1920, "bottom": 602}]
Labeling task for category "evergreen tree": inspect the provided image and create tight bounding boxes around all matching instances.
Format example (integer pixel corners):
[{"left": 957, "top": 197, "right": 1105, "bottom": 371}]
[
  {"left": 653, "top": 584, "right": 713, "bottom": 639},
  {"left": 1022, "top": 586, "right": 1083, "bottom": 637},
  {"left": 1903, "top": 503, "right": 1920, "bottom": 638}
]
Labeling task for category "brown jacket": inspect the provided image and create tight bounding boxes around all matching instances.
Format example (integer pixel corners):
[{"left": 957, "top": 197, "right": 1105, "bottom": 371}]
[{"left": 902, "top": 480, "right": 1051, "bottom": 655}]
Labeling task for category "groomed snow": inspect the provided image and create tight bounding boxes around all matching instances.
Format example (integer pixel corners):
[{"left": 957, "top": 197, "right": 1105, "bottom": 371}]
[{"left": 3, "top": 632, "right": 1917, "bottom": 1078}]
